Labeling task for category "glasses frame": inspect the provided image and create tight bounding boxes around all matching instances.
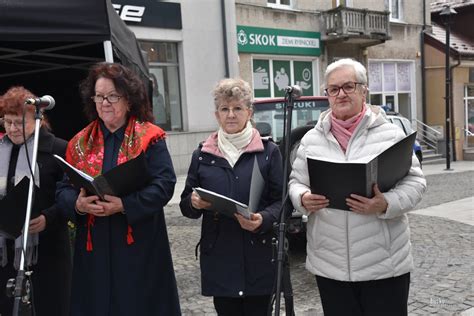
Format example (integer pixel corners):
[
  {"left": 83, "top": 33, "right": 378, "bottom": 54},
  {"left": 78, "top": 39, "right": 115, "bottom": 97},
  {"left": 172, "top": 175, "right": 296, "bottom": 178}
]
[
  {"left": 216, "top": 105, "right": 249, "bottom": 116},
  {"left": 91, "top": 94, "right": 123, "bottom": 104},
  {"left": 325, "top": 82, "right": 365, "bottom": 97},
  {"left": 3, "top": 118, "right": 27, "bottom": 129}
]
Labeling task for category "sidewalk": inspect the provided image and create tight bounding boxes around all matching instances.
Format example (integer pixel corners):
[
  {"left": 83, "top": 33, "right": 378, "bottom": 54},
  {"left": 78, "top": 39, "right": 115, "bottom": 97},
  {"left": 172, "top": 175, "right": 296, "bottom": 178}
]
[{"left": 168, "top": 160, "right": 474, "bottom": 207}]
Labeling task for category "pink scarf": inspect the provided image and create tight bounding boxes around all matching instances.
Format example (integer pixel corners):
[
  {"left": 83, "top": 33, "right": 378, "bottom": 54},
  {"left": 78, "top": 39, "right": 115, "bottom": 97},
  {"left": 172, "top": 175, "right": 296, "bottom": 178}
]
[{"left": 330, "top": 105, "right": 366, "bottom": 152}]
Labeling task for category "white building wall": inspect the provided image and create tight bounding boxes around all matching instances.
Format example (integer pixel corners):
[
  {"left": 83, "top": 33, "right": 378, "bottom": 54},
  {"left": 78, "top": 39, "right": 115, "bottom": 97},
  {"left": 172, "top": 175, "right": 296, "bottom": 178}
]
[{"left": 127, "top": 0, "right": 239, "bottom": 174}]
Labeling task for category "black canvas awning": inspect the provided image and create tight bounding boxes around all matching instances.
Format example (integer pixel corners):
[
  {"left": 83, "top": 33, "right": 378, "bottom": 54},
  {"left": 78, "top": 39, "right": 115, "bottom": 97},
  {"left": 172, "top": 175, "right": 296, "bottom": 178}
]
[{"left": 0, "top": 0, "right": 149, "bottom": 139}]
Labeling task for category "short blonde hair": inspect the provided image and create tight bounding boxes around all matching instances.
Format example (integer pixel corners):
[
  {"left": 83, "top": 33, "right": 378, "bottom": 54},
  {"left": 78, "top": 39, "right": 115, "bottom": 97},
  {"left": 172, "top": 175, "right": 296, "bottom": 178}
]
[{"left": 212, "top": 78, "right": 253, "bottom": 110}]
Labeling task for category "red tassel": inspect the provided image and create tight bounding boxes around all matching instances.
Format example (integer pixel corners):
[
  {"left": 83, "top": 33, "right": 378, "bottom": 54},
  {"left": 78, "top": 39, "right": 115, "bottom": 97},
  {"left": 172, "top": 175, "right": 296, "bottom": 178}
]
[
  {"left": 126, "top": 225, "right": 134, "bottom": 245},
  {"left": 86, "top": 215, "right": 95, "bottom": 252}
]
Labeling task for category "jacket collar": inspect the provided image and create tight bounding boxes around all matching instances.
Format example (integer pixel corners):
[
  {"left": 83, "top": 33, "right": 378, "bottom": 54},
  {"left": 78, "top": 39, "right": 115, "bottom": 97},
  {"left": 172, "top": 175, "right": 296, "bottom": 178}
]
[
  {"left": 316, "top": 104, "right": 387, "bottom": 136},
  {"left": 201, "top": 128, "right": 264, "bottom": 158}
]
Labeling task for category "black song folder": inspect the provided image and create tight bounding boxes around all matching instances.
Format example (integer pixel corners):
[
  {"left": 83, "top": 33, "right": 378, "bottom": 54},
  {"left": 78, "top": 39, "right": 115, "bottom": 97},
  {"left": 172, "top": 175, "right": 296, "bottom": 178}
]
[
  {"left": 307, "top": 132, "right": 416, "bottom": 211},
  {"left": 54, "top": 152, "right": 151, "bottom": 200},
  {"left": 0, "top": 177, "right": 41, "bottom": 238}
]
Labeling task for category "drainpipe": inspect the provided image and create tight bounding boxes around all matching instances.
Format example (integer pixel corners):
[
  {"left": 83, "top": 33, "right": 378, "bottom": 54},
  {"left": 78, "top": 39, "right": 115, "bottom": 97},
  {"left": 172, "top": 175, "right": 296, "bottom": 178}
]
[
  {"left": 421, "top": 0, "right": 427, "bottom": 123},
  {"left": 220, "top": 0, "right": 230, "bottom": 78},
  {"left": 450, "top": 54, "right": 461, "bottom": 160}
]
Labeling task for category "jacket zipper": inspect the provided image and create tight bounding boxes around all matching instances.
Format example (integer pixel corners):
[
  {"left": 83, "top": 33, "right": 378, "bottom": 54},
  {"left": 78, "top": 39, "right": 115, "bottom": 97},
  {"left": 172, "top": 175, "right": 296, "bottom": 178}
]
[{"left": 346, "top": 211, "right": 351, "bottom": 280}]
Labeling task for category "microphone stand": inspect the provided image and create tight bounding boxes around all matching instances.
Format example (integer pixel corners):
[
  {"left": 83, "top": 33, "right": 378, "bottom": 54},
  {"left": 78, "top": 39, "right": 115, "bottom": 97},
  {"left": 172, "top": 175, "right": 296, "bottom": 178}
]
[
  {"left": 272, "top": 89, "right": 298, "bottom": 316},
  {"left": 6, "top": 105, "right": 44, "bottom": 316}
]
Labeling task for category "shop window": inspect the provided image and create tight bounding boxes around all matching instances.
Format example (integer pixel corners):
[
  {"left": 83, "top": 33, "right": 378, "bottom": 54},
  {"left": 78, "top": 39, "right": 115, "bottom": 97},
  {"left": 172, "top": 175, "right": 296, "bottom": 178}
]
[
  {"left": 252, "top": 58, "right": 316, "bottom": 98},
  {"left": 140, "top": 41, "right": 182, "bottom": 131},
  {"left": 368, "top": 60, "right": 414, "bottom": 118}
]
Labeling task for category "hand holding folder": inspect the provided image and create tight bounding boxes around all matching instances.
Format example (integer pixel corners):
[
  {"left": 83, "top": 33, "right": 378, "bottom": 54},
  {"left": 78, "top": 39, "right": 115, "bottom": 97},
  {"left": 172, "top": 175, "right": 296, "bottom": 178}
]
[
  {"left": 307, "top": 132, "right": 416, "bottom": 211},
  {"left": 0, "top": 177, "right": 41, "bottom": 238},
  {"left": 193, "top": 156, "right": 265, "bottom": 220},
  {"left": 54, "top": 152, "right": 151, "bottom": 200}
]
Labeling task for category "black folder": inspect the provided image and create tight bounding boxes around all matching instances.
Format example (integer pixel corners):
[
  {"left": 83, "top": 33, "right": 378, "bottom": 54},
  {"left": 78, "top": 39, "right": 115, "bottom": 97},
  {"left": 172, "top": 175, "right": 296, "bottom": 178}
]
[
  {"left": 193, "top": 156, "right": 265, "bottom": 220},
  {"left": 54, "top": 152, "right": 151, "bottom": 200},
  {"left": 0, "top": 177, "right": 41, "bottom": 238},
  {"left": 307, "top": 132, "right": 416, "bottom": 211}
]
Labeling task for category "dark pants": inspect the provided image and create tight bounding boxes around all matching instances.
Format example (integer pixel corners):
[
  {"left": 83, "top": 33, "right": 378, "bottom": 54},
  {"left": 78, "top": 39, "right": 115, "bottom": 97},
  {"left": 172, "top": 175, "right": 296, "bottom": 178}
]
[
  {"left": 213, "top": 295, "right": 272, "bottom": 316},
  {"left": 316, "top": 273, "right": 410, "bottom": 316}
]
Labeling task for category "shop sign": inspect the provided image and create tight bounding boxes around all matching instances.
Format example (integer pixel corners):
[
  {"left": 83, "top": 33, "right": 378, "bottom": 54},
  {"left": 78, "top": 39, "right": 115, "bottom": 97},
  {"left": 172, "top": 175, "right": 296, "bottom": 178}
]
[
  {"left": 237, "top": 25, "right": 321, "bottom": 56},
  {"left": 113, "top": 0, "right": 182, "bottom": 29}
]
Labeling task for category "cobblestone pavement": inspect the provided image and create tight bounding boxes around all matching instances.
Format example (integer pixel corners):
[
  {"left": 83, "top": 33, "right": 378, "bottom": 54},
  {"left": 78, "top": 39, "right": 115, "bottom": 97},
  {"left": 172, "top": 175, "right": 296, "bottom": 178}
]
[{"left": 166, "top": 171, "right": 473, "bottom": 315}]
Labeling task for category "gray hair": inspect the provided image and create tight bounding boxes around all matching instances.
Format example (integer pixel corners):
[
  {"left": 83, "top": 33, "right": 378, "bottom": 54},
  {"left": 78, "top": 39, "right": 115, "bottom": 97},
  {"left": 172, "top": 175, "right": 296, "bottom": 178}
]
[
  {"left": 212, "top": 78, "right": 253, "bottom": 110},
  {"left": 324, "top": 58, "right": 367, "bottom": 87}
]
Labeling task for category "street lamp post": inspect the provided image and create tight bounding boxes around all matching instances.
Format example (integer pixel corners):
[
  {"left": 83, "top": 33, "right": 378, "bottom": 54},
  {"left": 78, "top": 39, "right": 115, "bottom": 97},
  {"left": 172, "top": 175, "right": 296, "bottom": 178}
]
[{"left": 440, "top": 5, "right": 457, "bottom": 171}]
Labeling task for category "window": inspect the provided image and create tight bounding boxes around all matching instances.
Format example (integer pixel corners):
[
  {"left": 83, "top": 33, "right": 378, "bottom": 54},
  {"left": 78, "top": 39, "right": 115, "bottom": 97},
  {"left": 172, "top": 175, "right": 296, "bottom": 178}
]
[
  {"left": 465, "top": 85, "right": 474, "bottom": 142},
  {"left": 335, "top": 0, "right": 353, "bottom": 7},
  {"left": 268, "top": 0, "right": 291, "bottom": 8},
  {"left": 139, "top": 41, "right": 182, "bottom": 131},
  {"left": 252, "top": 58, "right": 317, "bottom": 98},
  {"left": 387, "top": 0, "right": 403, "bottom": 21},
  {"left": 368, "top": 61, "right": 414, "bottom": 119}
]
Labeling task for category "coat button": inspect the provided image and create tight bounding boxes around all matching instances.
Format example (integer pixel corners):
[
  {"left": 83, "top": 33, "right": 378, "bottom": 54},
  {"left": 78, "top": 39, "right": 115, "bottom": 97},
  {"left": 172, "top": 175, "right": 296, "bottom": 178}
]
[
  {"left": 198, "top": 157, "right": 203, "bottom": 161},
  {"left": 262, "top": 239, "right": 266, "bottom": 244},
  {"left": 238, "top": 291, "right": 243, "bottom": 296},
  {"left": 235, "top": 176, "right": 239, "bottom": 179},
  {"left": 211, "top": 160, "right": 215, "bottom": 164}
]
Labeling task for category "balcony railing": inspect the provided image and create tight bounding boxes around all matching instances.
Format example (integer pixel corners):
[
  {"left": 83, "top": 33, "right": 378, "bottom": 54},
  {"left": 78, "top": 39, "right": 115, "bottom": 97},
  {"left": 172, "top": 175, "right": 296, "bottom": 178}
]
[{"left": 321, "top": 6, "right": 391, "bottom": 45}]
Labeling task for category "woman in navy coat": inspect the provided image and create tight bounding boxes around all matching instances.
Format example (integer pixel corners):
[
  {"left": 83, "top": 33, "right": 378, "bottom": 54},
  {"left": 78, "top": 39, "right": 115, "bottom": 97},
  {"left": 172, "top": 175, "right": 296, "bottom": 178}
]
[
  {"left": 180, "top": 78, "right": 283, "bottom": 316},
  {"left": 56, "top": 63, "right": 180, "bottom": 316}
]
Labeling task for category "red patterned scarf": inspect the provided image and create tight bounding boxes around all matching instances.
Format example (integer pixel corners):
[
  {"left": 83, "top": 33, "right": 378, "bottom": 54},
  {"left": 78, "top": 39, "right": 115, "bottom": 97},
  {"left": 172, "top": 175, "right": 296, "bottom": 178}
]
[{"left": 66, "top": 117, "right": 165, "bottom": 251}]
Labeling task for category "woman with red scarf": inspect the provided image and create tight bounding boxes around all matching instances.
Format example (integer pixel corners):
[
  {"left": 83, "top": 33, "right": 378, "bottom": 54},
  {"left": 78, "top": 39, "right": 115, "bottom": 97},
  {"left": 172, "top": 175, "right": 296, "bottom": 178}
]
[{"left": 56, "top": 63, "right": 180, "bottom": 316}]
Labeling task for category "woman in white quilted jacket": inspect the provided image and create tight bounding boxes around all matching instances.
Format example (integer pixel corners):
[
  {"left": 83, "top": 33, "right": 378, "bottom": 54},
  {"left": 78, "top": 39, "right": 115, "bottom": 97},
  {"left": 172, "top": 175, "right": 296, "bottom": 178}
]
[{"left": 288, "top": 58, "right": 426, "bottom": 316}]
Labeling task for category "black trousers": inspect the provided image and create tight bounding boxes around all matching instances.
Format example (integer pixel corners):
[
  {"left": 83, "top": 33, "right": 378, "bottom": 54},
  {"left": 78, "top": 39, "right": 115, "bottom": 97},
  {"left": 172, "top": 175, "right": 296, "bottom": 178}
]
[
  {"left": 316, "top": 273, "right": 410, "bottom": 316},
  {"left": 213, "top": 295, "right": 272, "bottom": 316}
]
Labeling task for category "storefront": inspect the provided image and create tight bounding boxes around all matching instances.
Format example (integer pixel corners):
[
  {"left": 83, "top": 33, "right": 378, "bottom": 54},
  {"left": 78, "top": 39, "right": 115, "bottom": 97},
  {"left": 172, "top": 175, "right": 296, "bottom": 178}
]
[{"left": 236, "top": 25, "right": 322, "bottom": 99}]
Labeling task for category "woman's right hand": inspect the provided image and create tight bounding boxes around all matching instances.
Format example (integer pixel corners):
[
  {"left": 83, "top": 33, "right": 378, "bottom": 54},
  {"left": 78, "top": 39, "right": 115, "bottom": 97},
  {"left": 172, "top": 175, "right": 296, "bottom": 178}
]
[
  {"left": 75, "top": 188, "right": 104, "bottom": 216},
  {"left": 191, "top": 191, "right": 212, "bottom": 210},
  {"left": 301, "top": 191, "right": 329, "bottom": 213}
]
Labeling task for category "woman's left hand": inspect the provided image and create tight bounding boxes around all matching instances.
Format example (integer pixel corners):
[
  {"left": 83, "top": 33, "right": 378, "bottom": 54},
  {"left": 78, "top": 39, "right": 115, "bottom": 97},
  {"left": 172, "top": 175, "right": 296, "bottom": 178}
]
[
  {"left": 95, "top": 195, "right": 125, "bottom": 216},
  {"left": 235, "top": 213, "right": 263, "bottom": 232},
  {"left": 29, "top": 215, "right": 46, "bottom": 233},
  {"left": 346, "top": 184, "right": 388, "bottom": 215}
]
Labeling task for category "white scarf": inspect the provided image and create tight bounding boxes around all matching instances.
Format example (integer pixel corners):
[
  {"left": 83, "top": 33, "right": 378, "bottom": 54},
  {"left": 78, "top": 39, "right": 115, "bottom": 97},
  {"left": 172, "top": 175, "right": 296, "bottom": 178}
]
[
  {"left": 217, "top": 121, "right": 253, "bottom": 167},
  {"left": 0, "top": 135, "right": 40, "bottom": 269}
]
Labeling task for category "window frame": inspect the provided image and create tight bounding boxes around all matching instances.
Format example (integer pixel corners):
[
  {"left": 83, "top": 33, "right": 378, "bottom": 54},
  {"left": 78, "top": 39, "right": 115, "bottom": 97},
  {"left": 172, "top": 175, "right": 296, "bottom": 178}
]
[
  {"left": 388, "top": 0, "right": 403, "bottom": 22},
  {"left": 267, "top": 0, "right": 292, "bottom": 10}
]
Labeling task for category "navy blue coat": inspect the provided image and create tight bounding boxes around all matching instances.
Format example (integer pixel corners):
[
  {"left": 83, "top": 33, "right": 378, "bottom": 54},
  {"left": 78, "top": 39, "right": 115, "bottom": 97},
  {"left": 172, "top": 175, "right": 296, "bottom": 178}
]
[
  {"left": 180, "top": 135, "right": 283, "bottom": 297},
  {"left": 56, "top": 139, "right": 181, "bottom": 316}
]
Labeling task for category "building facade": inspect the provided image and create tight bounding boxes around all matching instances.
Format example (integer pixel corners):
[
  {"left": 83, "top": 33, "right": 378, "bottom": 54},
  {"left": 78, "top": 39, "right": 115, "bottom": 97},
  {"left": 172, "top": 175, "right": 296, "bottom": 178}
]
[
  {"left": 118, "top": 0, "right": 434, "bottom": 174},
  {"left": 236, "top": 0, "right": 428, "bottom": 124},
  {"left": 425, "top": 0, "right": 474, "bottom": 161},
  {"left": 115, "top": 0, "right": 239, "bottom": 174}
]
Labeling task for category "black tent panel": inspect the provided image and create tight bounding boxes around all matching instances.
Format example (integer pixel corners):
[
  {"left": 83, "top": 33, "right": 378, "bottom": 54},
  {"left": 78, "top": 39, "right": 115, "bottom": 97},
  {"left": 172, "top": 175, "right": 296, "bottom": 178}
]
[{"left": 0, "top": 0, "right": 150, "bottom": 140}]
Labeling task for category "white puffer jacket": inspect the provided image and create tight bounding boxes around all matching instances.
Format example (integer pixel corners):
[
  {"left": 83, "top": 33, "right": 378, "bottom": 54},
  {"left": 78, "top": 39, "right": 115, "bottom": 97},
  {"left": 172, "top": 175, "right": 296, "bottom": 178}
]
[{"left": 289, "top": 105, "right": 426, "bottom": 281}]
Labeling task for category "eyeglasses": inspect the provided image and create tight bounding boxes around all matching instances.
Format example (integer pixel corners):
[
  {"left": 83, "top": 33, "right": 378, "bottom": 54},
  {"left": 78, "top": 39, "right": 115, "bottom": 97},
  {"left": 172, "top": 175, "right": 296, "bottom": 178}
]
[
  {"left": 3, "top": 119, "right": 25, "bottom": 129},
  {"left": 325, "top": 82, "right": 364, "bottom": 97},
  {"left": 217, "top": 106, "right": 247, "bottom": 115},
  {"left": 91, "top": 94, "right": 122, "bottom": 103}
]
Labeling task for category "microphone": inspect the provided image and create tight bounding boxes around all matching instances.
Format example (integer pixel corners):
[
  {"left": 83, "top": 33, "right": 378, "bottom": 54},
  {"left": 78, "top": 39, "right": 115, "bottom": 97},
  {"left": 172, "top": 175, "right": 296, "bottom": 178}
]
[
  {"left": 284, "top": 85, "right": 302, "bottom": 99},
  {"left": 25, "top": 95, "right": 55, "bottom": 111}
]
